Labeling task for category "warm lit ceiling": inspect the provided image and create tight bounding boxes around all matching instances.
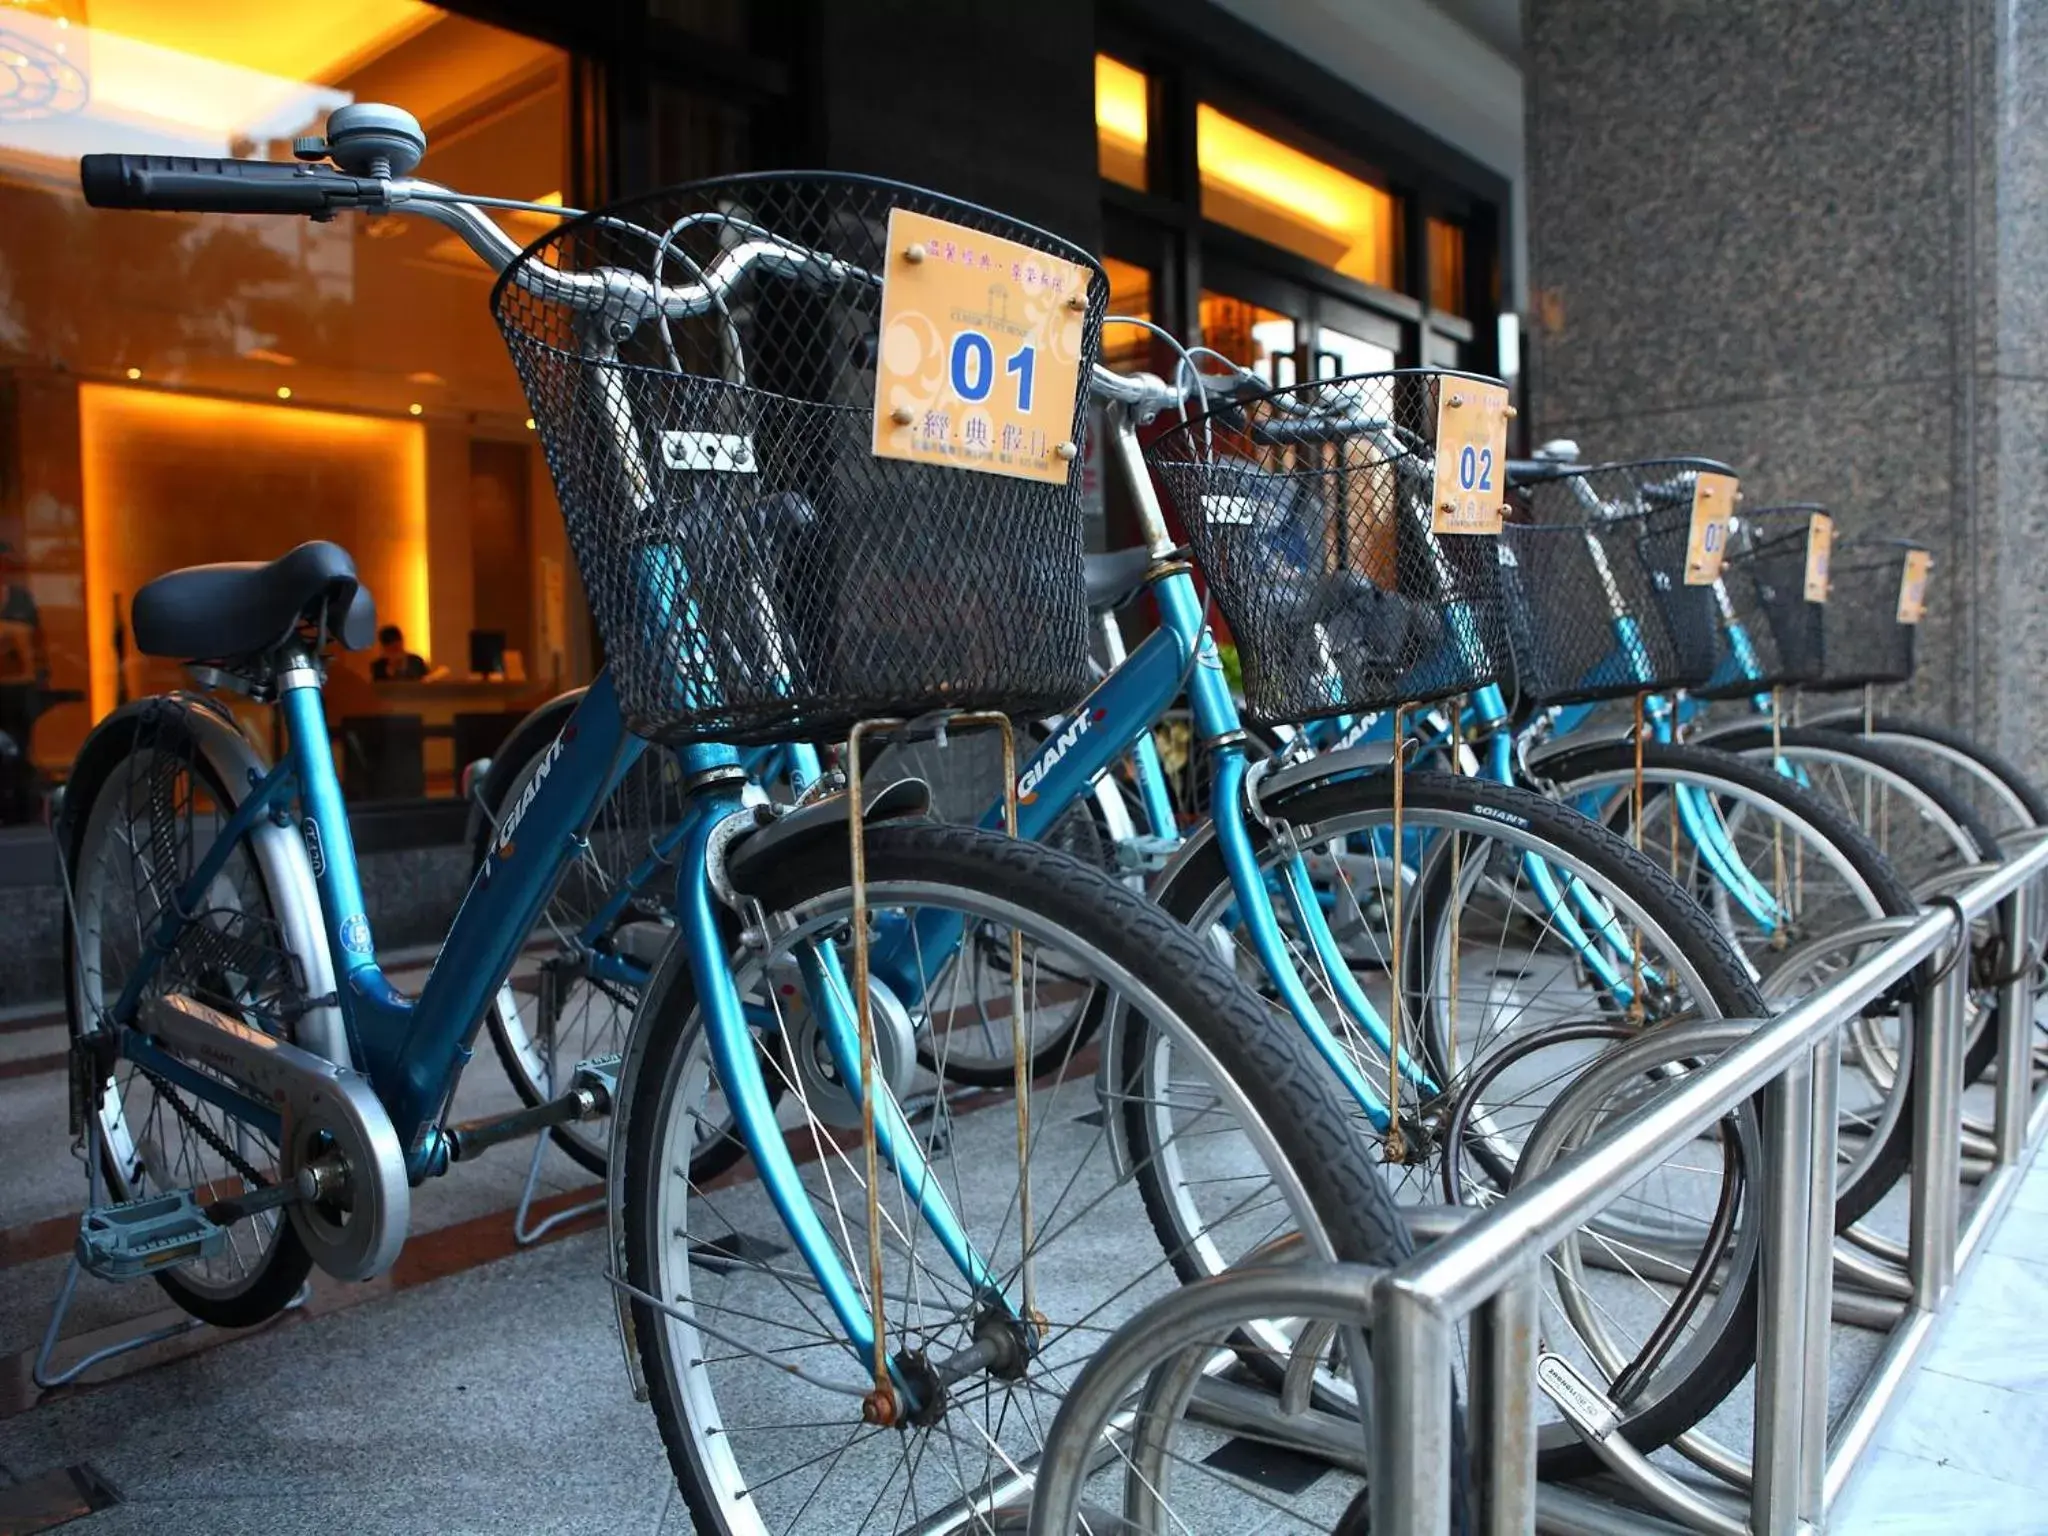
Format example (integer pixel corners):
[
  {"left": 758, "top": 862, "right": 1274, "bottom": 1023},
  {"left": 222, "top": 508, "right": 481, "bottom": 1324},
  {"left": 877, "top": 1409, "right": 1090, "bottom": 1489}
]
[
  {"left": 1196, "top": 105, "right": 1395, "bottom": 284},
  {"left": 78, "top": 1, "right": 441, "bottom": 88},
  {"left": 1095, "top": 55, "right": 1147, "bottom": 154}
]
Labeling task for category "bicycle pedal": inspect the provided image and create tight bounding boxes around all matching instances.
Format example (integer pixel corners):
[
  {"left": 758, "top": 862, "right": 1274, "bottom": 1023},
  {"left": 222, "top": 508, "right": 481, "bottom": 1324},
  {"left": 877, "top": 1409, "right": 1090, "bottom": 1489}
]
[
  {"left": 76, "top": 1190, "right": 230, "bottom": 1282},
  {"left": 571, "top": 1053, "right": 621, "bottom": 1108},
  {"left": 1114, "top": 835, "right": 1180, "bottom": 875}
]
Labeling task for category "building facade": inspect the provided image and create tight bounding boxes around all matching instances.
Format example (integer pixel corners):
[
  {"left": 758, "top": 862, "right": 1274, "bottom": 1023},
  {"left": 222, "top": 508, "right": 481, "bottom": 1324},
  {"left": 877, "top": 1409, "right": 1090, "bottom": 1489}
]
[{"left": 0, "top": 0, "right": 1519, "bottom": 978}]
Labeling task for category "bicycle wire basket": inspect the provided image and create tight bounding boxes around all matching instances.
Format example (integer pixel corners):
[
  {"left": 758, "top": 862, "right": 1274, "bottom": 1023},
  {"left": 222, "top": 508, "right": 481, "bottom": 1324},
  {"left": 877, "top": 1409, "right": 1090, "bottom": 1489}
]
[
  {"left": 1812, "top": 535, "right": 1926, "bottom": 692},
  {"left": 491, "top": 174, "right": 1108, "bottom": 745},
  {"left": 1692, "top": 504, "right": 1826, "bottom": 699},
  {"left": 1499, "top": 458, "right": 1728, "bottom": 707},
  {"left": 1143, "top": 370, "right": 1510, "bottom": 725}
]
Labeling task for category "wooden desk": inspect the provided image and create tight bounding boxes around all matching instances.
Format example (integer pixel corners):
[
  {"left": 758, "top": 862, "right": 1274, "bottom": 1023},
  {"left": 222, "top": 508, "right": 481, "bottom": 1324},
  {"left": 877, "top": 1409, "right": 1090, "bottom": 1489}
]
[{"left": 364, "top": 678, "right": 546, "bottom": 782}]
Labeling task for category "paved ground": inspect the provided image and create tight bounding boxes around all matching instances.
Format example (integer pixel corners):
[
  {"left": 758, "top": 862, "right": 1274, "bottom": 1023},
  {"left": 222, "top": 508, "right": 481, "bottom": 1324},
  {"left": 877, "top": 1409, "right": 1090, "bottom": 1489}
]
[
  {"left": 1830, "top": 1134, "right": 2048, "bottom": 1534},
  {"left": 0, "top": 974, "right": 2042, "bottom": 1532}
]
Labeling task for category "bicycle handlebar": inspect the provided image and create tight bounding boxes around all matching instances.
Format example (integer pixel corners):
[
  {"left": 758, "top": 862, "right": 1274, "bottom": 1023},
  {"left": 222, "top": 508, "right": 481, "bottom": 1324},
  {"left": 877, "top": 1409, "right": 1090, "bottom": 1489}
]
[
  {"left": 80, "top": 154, "right": 385, "bottom": 216},
  {"left": 80, "top": 149, "right": 1251, "bottom": 415},
  {"left": 78, "top": 155, "right": 874, "bottom": 329}
]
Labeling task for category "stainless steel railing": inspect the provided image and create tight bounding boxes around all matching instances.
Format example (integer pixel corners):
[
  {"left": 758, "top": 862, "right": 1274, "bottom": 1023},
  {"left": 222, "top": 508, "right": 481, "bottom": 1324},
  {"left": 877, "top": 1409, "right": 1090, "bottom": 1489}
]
[{"left": 1027, "top": 826, "right": 2048, "bottom": 1536}]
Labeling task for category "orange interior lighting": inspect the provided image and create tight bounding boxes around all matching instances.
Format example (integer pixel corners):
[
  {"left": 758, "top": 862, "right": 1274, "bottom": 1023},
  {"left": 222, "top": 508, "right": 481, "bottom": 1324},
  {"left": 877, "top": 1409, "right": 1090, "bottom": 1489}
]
[
  {"left": 1197, "top": 105, "right": 1397, "bottom": 287},
  {"left": 1094, "top": 55, "right": 1148, "bottom": 190},
  {"left": 79, "top": 385, "right": 429, "bottom": 718}
]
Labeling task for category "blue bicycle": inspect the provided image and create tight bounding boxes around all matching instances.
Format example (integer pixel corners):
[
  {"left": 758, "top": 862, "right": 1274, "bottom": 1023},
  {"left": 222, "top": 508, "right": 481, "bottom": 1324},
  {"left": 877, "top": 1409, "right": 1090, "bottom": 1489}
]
[
  {"left": 62, "top": 105, "right": 1411, "bottom": 1531},
  {"left": 468, "top": 351, "right": 1790, "bottom": 1475}
]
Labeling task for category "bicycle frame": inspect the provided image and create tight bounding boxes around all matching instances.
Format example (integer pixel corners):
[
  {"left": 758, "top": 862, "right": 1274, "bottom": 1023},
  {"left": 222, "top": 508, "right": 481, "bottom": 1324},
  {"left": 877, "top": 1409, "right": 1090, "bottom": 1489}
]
[
  {"left": 106, "top": 664, "right": 986, "bottom": 1377},
  {"left": 896, "top": 401, "right": 1444, "bottom": 1125},
  {"left": 112, "top": 671, "right": 650, "bottom": 1171}
]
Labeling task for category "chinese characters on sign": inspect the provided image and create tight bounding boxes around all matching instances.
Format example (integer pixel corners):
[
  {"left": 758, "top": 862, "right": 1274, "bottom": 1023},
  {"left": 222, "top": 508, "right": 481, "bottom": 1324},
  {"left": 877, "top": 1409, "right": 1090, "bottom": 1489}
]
[
  {"left": 1897, "top": 549, "right": 1932, "bottom": 624},
  {"left": 1431, "top": 380, "right": 1511, "bottom": 535},
  {"left": 1684, "top": 472, "right": 1739, "bottom": 585},
  {"left": 872, "top": 210, "right": 1091, "bottom": 484},
  {"left": 1804, "top": 512, "right": 1835, "bottom": 602}
]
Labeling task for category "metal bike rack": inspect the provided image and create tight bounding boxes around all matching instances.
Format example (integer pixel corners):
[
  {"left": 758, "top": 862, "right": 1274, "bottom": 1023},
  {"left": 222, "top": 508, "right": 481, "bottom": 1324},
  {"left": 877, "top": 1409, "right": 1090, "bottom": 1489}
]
[{"left": 1026, "top": 829, "right": 2048, "bottom": 1536}]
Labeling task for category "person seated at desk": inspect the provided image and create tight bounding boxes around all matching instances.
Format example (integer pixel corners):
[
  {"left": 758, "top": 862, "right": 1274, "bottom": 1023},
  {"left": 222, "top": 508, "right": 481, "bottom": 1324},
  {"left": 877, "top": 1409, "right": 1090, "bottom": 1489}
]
[{"left": 371, "top": 625, "right": 429, "bottom": 682}]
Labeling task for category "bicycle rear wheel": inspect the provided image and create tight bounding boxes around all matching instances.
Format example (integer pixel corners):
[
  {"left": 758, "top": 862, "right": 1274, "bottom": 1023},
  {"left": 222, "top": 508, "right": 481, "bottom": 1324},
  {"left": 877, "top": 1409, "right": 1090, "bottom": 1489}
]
[
  {"left": 620, "top": 821, "right": 1415, "bottom": 1534},
  {"left": 64, "top": 702, "right": 316, "bottom": 1326}
]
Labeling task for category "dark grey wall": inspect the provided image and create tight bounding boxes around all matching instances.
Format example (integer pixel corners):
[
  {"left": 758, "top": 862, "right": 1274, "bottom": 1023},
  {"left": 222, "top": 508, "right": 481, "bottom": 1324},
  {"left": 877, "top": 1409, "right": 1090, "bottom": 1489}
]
[
  {"left": 1525, "top": 1, "right": 2047, "bottom": 767},
  {"left": 810, "top": 0, "right": 1102, "bottom": 254}
]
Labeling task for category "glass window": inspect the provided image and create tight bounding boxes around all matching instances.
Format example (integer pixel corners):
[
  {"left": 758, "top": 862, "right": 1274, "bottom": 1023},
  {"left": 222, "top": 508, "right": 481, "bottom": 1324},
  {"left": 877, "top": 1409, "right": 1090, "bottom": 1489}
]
[
  {"left": 1197, "top": 106, "right": 1398, "bottom": 289},
  {"left": 1314, "top": 325, "right": 1397, "bottom": 379},
  {"left": 1198, "top": 292, "right": 1298, "bottom": 386},
  {"left": 1095, "top": 54, "right": 1147, "bottom": 192},
  {"left": 1101, "top": 255, "right": 1154, "bottom": 373},
  {"left": 0, "top": 4, "right": 578, "bottom": 813},
  {"left": 1428, "top": 216, "right": 1467, "bottom": 316}
]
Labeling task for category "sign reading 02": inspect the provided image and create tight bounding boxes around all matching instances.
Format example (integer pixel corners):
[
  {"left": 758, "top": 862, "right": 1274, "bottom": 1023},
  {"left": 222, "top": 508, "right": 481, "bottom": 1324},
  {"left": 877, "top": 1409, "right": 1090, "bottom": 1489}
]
[
  {"left": 1431, "top": 379, "right": 1512, "bottom": 535},
  {"left": 871, "top": 210, "right": 1091, "bottom": 485}
]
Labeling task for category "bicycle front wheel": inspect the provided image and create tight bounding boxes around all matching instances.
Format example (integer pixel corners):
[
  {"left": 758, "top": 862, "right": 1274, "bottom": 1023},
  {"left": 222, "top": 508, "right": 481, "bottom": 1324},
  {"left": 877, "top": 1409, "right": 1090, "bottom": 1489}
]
[
  {"left": 1146, "top": 767, "right": 1767, "bottom": 1477},
  {"left": 1538, "top": 738, "right": 1919, "bottom": 1219},
  {"left": 620, "top": 822, "right": 1412, "bottom": 1535}
]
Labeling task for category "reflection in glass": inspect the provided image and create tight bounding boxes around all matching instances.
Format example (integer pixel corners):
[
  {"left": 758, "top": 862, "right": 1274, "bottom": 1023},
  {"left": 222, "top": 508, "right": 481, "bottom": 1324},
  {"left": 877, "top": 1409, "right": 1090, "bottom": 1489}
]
[
  {"left": 1101, "top": 254, "right": 1154, "bottom": 373},
  {"left": 1316, "top": 326, "right": 1397, "bottom": 379},
  {"left": 0, "top": 3, "right": 578, "bottom": 809},
  {"left": 1197, "top": 105, "right": 1398, "bottom": 288},
  {"left": 1199, "top": 292, "right": 1297, "bottom": 386},
  {"left": 1429, "top": 216, "right": 1467, "bottom": 316},
  {"left": 1095, "top": 54, "right": 1147, "bottom": 192}
]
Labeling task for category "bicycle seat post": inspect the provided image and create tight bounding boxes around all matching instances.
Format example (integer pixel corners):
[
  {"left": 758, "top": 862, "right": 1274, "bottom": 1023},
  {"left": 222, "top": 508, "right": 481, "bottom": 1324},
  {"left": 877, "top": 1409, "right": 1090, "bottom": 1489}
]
[{"left": 273, "top": 645, "right": 378, "bottom": 982}]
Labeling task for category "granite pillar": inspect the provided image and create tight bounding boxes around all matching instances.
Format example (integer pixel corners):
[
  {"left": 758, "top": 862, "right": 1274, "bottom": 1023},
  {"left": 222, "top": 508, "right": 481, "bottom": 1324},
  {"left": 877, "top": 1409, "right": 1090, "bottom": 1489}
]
[{"left": 1526, "top": 0, "right": 2048, "bottom": 769}]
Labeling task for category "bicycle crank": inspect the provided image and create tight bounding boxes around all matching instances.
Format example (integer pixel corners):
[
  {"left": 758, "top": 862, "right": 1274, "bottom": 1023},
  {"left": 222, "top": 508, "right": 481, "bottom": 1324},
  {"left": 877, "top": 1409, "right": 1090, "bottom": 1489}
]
[{"left": 141, "top": 993, "right": 410, "bottom": 1281}]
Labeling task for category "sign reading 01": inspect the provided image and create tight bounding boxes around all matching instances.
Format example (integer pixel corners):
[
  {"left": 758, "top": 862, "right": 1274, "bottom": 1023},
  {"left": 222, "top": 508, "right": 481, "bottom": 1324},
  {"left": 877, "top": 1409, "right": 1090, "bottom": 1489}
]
[
  {"left": 1431, "top": 379, "right": 1512, "bottom": 535},
  {"left": 872, "top": 210, "right": 1091, "bottom": 485},
  {"left": 1684, "top": 472, "right": 1739, "bottom": 585}
]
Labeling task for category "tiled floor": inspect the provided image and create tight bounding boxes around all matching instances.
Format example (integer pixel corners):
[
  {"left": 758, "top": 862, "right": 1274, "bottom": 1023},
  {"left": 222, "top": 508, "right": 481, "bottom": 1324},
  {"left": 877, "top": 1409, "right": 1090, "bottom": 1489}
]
[{"left": 1829, "top": 1142, "right": 2048, "bottom": 1533}]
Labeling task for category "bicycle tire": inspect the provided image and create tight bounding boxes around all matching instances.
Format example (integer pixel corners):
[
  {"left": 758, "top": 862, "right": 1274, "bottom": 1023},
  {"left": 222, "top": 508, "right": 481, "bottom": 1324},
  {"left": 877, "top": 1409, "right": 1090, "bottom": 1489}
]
[
  {"left": 621, "top": 820, "right": 1425, "bottom": 1534},
  {"left": 1812, "top": 712, "right": 2048, "bottom": 828},
  {"left": 1537, "top": 738, "right": 1919, "bottom": 1224},
  {"left": 62, "top": 702, "right": 315, "bottom": 1327},
  {"left": 1706, "top": 724, "right": 2008, "bottom": 1085},
  {"left": 1147, "top": 768, "right": 1766, "bottom": 1480},
  {"left": 864, "top": 722, "right": 1129, "bottom": 1088}
]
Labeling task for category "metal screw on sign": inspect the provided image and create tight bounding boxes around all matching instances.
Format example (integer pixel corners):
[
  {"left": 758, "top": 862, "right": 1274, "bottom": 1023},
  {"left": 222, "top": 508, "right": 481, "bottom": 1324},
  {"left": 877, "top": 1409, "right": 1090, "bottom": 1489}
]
[
  {"left": 1065, "top": 292, "right": 1087, "bottom": 312},
  {"left": 1439, "top": 500, "right": 1458, "bottom": 517},
  {"left": 902, "top": 244, "right": 925, "bottom": 264},
  {"left": 1448, "top": 393, "right": 1465, "bottom": 408},
  {"left": 1505, "top": 405, "right": 1518, "bottom": 420},
  {"left": 1055, "top": 442, "right": 1078, "bottom": 461},
  {"left": 890, "top": 407, "right": 913, "bottom": 426}
]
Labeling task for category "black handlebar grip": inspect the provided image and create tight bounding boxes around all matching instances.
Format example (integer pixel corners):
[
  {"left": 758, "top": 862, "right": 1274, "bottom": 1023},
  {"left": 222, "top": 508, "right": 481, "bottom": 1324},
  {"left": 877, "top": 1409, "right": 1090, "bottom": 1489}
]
[
  {"left": 1505, "top": 458, "right": 1575, "bottom": 486},
  {"left": 79, "top": 155, "right": 368, "bottom": 215}
]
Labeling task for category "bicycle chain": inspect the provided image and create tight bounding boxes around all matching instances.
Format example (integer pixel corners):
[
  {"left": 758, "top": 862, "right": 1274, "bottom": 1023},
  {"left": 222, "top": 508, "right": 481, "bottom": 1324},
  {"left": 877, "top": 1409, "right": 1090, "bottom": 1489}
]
[{"left": 133, "top": 1062, "right": 272, "bottom": 1191}]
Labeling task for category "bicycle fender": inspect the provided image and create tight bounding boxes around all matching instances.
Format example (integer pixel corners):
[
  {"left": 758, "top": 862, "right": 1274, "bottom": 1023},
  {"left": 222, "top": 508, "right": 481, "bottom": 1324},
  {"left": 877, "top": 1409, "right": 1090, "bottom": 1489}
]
[{"left": 66, "top": 694, "right": 347, "bottom": 1071}]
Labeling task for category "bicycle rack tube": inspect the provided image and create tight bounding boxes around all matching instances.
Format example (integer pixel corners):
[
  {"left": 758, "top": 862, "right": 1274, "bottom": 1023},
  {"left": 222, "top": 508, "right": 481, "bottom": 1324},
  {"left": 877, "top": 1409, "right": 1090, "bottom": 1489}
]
[{"left": 1026, "top": 829, "right": 2048, "bottom": 1536}]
